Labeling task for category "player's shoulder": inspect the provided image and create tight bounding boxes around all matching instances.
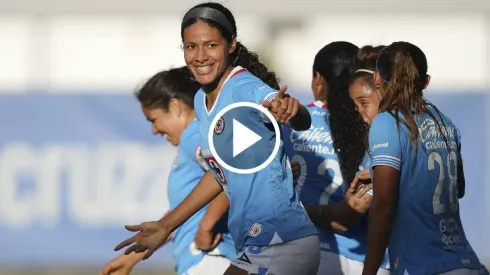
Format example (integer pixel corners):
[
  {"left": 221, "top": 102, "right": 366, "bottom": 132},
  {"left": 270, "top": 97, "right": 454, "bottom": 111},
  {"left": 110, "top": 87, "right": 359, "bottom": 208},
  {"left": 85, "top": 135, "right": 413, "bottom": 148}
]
[
  {"left": 179, "top": 120, "right": 200, "bottom": 155},
  {"left": 372, "top": 111, "right": 397, "bottom": 125},
  {"left": 231, "top": 71, "right": 277, "bottom": 102},
  {"left": 306, "top": 101, "right": 329, "bottom": 116},
  {"left": 369, "top": 112, "right": 406, "bottom": 143},
  {"left": 193, "top": 89, "right": 205, "bottom": 116}
]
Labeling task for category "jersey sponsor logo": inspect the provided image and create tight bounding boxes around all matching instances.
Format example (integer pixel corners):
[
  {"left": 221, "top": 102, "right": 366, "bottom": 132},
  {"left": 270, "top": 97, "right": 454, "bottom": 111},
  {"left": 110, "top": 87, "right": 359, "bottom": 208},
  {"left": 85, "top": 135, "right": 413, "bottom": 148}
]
[
  {"left": 214, "top": 117, "right": 225, "bottom": 135},
  {"left": 289, "top": 125, "right": 335, "bottom": 155},
  {"left": 311, "top": 110, "right": 327, "bottom": 116},
  {"left": 371, "top": 142, "right": 389, "bottom": 151},
  {"left": 204, "top": 156, "right": 227, "bottom": 185},
  {"left": 289, "top": 125, "right": 333, "bottom": 144},
  {"left": 248, "top": 223, "right": 263, "bottom": 237},
  {"left": 195, "top": 145, "right": 208, "bottom": 171}
]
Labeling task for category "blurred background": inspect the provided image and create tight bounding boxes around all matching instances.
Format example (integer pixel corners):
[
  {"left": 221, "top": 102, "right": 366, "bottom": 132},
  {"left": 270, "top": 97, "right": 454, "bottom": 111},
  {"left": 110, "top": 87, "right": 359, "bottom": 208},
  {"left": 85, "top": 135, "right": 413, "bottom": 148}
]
[{"left": 0, "top": 0, "right": 489, "bottom": 274}]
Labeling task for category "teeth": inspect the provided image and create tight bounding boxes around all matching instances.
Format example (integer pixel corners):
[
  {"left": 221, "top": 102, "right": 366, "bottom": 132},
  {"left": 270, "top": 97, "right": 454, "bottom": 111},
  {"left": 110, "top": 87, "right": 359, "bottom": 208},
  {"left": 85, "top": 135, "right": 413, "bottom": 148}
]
[{"left": 196, "top": 66, "right": 211, "bottom": 73}]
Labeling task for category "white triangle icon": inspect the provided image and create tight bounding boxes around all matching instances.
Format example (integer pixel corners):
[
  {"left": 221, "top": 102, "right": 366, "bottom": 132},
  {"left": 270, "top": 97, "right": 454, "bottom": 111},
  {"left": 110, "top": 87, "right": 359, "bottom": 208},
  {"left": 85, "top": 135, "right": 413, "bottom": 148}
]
[{"left": 233, "top": 119, "right": 262, "bottom": 157}]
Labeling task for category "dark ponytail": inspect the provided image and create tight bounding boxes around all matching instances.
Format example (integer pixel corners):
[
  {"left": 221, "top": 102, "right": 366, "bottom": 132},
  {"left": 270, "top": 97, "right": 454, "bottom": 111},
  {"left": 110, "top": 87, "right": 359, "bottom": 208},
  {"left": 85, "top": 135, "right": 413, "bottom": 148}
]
[
  {"left": 181, "top": 2, "right": 279, "bottom": 89},
  {"left": 313, "top": 42, "right": 366, "bottom": 184},
  {"left": 377, "top": 42, "right": 450, "bottom": 160},
  {"left": 231, "top": 42, "right": 279, "bottom": 89}
]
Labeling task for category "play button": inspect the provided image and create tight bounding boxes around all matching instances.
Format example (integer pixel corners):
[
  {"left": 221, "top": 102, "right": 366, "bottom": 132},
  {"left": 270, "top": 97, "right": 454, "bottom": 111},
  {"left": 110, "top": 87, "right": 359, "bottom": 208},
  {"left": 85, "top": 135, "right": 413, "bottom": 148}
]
[
  {"left": 233, "top": 119, "right": 262, "bottom": 157},
  {"left": 208, "top": 102, "right": 281, "bottom": 174}
]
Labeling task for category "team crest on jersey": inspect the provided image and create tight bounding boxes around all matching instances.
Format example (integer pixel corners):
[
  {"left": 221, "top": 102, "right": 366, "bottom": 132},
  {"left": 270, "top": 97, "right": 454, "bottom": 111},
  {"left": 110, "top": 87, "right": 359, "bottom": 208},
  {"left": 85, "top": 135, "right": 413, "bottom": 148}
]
[
  {"left": 248, "top": 223, "right": 263, "bottom": 237},
  {"left": 214, "top": 117, "right": 225, "bottom": 135},
  {"left": 195, "top": 146, "right": 208, "bottom": 171},
  {"left": 204, "top": 156, "right": 227, "bottom": 185}
]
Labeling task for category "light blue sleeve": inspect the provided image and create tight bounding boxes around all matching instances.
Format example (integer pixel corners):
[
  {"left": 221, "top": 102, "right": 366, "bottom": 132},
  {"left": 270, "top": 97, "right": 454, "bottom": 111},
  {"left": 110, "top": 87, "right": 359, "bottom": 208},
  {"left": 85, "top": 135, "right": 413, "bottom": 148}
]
[
  {"left": 232, "top": 79, "right": 278, "bottom": 105},
  {"left": 193, "top": 89, "right": 204, "bottom": 123},
  {"left": 368, "top": 112, "right": 405, "bottom": 171},
  {"left": 232, "top": 79, "right": 278, "bottom": 123}
]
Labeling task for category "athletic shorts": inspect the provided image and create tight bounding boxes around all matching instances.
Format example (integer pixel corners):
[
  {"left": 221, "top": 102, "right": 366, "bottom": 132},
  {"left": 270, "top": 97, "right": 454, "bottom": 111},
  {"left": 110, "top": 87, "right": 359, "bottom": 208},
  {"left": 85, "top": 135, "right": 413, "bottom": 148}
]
[
  {"left": 319, "top": 251, "right": 390, "bottom": 275},
  {"left": 231, "top": 235, "right": 320, "bottom": 275}
]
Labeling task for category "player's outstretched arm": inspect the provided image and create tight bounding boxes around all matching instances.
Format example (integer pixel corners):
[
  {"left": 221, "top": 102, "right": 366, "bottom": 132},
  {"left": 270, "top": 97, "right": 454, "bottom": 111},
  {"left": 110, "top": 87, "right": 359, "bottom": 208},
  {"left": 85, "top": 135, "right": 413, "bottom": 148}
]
[
  {"left": 261, "top": 85, "right": 312, "bottom": 131},
  {"left": 195, "top": 191, "right": 230, "bottom": 251},
  {"left": 362, "top": 165, "right": 399, "bottom": 275},
  {"left": 288, "top": 104, "right": 311, "bottom": 131},
  {"left": 159, "top": 170, "right": 223, "bottom": 234},
  {"left": 304, "top": 169, "right": 373, "bottom": 231},
  {"left": 114, "top": 171, "right": 222, "bottom": 260}
]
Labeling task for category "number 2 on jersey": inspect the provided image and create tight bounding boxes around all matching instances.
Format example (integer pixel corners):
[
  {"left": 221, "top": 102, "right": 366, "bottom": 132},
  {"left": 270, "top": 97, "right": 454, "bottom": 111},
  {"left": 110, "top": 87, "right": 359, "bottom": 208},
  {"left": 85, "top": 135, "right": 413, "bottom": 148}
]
[
  {"left": 429, "top": 151, "right": 458, "bottom": 215},
  {"left": 292, "top": 155, "right": 343, "bottom": 204}
]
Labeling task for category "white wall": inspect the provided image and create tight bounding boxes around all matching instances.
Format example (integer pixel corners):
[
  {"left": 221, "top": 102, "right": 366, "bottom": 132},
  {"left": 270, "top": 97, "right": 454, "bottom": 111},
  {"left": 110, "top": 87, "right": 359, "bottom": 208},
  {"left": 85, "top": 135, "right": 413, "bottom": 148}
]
[{"left": 0, "top": 0, "right": 488, "bottom": 93}]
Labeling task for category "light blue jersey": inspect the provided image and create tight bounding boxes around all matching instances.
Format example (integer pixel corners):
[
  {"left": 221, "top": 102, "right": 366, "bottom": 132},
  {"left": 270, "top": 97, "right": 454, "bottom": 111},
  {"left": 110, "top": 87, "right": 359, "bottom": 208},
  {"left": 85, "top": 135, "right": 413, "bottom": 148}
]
[
  {"left": 283, "top": 101, "right": 389, "bottom": 268},
  {"left": 194, "top": 66, "right": 318, "bottom": 251},
  {"left": 168, "top": 120, "right": 236, "bottom": 274},
  {"left": 369, "top": 109, "right": 487, "bottom": 275}
]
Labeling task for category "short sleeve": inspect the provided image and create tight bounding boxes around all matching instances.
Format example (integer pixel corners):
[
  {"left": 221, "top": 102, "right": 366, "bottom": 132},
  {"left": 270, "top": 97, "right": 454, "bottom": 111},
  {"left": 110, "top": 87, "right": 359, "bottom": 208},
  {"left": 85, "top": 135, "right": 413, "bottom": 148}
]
[
  {"left": 193, "top": 89, "right": 204, "bottom": 123},
  {"left": 368, "top": 112, "right": 405, "bottom": 171},
  {"left": 232, "top": 79, "right": 278, "bottom": 122},
  {"left": 232, "top": 79, "right": 278, "bottom": 105},
  {"left": 195, "top": 145, "right": 209, "bottom": 172}
]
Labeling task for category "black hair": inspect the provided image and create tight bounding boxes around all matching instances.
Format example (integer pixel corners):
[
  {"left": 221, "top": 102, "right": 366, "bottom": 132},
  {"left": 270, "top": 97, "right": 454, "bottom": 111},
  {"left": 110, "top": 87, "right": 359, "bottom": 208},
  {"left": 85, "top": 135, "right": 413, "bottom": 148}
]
[
  {"left": 181, "top": 2, "right": 280, "bottom": 90},
  {"left": 135, "top": 66, "right": 200, "bottom": 110},
  {"left": 376, "top": 41, "right": 449, "bottom": 158},
  {"left": 351, "top": 45, "right": 386, "bottom": 89},
  {"left": 313, "top": 41, "right": 367, "bottom": 184}
]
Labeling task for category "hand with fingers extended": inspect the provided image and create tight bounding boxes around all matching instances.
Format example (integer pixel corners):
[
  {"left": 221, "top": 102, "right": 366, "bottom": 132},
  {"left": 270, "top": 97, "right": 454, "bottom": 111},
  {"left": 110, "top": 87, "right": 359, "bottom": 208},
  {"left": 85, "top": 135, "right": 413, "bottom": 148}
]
[
  {"left": 345, "top": 169, "right": 373, "bottom": 214},
  {"left": 114, "top": 221, "right": 171, "bottom": 261},
  {"left": 99, "top": 252, "right": 143, "bottom": 275},
  {"left": 261, "top": 86, "right": 301, "bottom": 124}
]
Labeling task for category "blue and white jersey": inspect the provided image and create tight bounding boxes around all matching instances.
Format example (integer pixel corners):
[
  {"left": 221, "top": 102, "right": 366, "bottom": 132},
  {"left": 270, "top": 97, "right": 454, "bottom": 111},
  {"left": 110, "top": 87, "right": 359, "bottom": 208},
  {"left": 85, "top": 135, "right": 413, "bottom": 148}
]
[
  {"left": 283, "top": 101, "right": 389, "bottom": 268},
  {"left": 168, "top": 120, "right": 236, "bottom": 274},
  {"left": 194, "top": 66, "right": 318, "bottom": 251},
  {"left": 369, "top": 109, "right": 487, "bottom": 275}
]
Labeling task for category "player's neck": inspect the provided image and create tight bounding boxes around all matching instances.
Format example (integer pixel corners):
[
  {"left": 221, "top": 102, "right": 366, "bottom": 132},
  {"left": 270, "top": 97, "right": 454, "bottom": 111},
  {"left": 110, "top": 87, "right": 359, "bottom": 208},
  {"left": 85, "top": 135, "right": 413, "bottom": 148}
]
[
  {"left": 185, "top": 110, "right": 196, "bottom": 126},
  {"left": 203, "top": 65, "right": 234, "bottom": 110}
]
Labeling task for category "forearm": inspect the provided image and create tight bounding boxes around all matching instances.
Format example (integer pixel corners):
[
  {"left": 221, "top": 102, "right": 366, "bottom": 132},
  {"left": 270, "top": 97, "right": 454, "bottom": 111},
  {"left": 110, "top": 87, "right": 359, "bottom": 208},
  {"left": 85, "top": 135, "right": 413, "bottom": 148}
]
[
  {"left": 305, "top": 199, "right": 366, "bottom": 231},
  {"left": 363, "top": 200, "right": 396, "bottom": 275},
  {"left": 198, "top": 191, "right": 230, "bottom": 231},
  {"left": 288, "top": 104, "right": 311, "bottom": 131},
  {"left": 159, "top": 171, "right": 222, "bottom": 231},
  {"left": 305, "top": 204, "right": 345, "bottom": 231}
]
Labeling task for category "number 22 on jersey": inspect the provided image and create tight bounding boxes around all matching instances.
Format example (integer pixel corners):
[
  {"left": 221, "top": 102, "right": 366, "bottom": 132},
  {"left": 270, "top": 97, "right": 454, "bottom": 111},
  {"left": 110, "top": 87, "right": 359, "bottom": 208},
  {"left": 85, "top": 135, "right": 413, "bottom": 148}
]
[{"left": 291, "top": 155, "right": 343, "bottom": 205}]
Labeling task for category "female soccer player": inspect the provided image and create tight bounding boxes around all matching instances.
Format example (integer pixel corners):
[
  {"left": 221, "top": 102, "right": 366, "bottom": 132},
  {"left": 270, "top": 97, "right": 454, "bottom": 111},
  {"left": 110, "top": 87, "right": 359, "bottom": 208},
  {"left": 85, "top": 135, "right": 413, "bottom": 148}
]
[
  {"left": 114, "top": 3, "right": 320, "bottom": 275},
  {"left": 362, "top": 41, "right": 488, "bottom": 275},
  {"left": 100, "top": 67, "right": 236, "bottom": 275},
  {"left": 284, "top": 42, "right": 389, "bottom": 275},
  {"left": 349, "top": 45, "right": 385, "bottom": 126}
]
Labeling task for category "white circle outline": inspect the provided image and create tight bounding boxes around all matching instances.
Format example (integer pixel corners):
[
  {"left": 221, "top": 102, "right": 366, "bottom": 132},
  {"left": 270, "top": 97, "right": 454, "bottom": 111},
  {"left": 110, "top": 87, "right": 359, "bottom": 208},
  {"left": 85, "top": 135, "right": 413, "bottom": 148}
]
[{"left": 208, "top": 102, "right": 281, "bottom": 174}]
